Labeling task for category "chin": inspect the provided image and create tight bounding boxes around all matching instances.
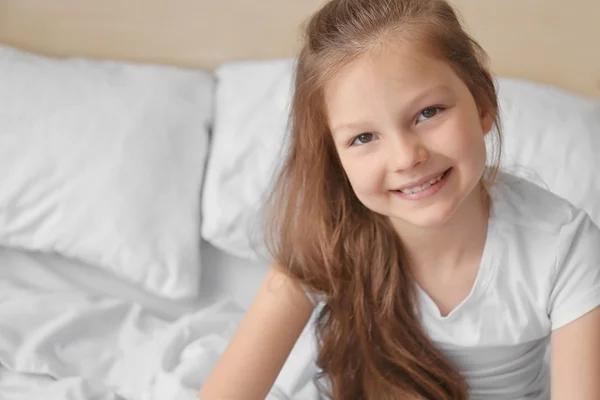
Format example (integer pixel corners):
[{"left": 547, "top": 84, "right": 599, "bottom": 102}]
[
  {"left": 391, "top": 204, "right": 459, "bottom": 229},
  {"left": 407, "top": 213, "right": 454, "bottom": 228}
]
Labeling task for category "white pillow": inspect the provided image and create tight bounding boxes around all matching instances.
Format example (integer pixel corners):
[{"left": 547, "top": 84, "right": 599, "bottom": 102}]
[
  {"left": 494, "top": 78, "right": 600, "bottom": 220},
  {"left": 203, "top": 59, "right": 600, "bottom": 260},
  {"left": 0, "top": 45, "right": 213, "bottom": 299},
  {"left": 202, "top": 59, "right": 295, "bottom": 260}
]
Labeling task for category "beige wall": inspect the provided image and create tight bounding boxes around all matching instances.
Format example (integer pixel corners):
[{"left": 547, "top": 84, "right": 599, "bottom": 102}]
[{"left": 0, "top": 0, "right": 598, "bottom": 98}]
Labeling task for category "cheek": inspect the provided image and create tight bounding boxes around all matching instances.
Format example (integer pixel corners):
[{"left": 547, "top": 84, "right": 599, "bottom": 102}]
[
  {"left": 436, "top": 113, "right": 487, "bottom": 163},
  {"left": 339, "top": 154, "right": 383, "bottom": 197}
]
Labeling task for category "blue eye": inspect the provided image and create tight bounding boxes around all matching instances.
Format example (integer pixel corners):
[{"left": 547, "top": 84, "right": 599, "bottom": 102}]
[
  {"left": 417, "top": 106, "right": 444, "bottom": 122},
  {"left": 351, "top": 133, "right": 375, "bottom": 146}
]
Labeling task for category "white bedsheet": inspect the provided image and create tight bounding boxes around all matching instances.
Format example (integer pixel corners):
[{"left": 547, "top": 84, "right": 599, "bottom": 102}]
[{"left": 0, "top": 244, "right": 321, "bottom": 399}]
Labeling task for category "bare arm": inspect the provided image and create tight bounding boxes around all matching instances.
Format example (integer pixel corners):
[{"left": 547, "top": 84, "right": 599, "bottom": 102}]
[
  {"left": 551, "top": 306, "right": 600, "bottom": 399},
  {"left": 199, "top": 263, "right": 315, "bottom": 400}
]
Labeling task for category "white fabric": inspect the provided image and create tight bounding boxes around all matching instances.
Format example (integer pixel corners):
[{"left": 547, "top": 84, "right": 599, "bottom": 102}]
[
  {"left": 0, "top": 239, "right": 270, "bottom": 316},
  {"left": 0, "top": 44, "right": 213, "bottom": 298},
  {"left": 0, "top": 245, "right": 321, "bottom": 400},
  {"left": 202, "top": 58, "right": 600, "bottom": 260},
  {"left": 417, "top": 173, "right": 600, "bottom": 400},
  {"left": 202, "top": 59, "right": 295, "bottom": 259},
  {"left": 5, "top": 176, "right": 593, "bottom": 400},
  {"left": 495, "top": 79, "right": 600, "bottom": 224},
  {"left": 198, "top": 240, "right": 272, "bottom": 307}
]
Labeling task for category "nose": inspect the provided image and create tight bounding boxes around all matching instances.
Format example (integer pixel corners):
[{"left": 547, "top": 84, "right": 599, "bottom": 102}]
[{"left": 387, "top": 133, "right": 428, "bottom": 172}]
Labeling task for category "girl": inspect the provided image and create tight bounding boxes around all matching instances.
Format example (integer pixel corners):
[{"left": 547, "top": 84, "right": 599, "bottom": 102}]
[{"left": 200, "top": 0, "right": 600, "bottom": 398}]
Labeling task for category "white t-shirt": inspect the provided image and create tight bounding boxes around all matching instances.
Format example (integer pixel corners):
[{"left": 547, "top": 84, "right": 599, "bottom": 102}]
[
  {"left": 417, "top": 173, "right": 600, "bottom": 399},
  {"left": 308, "top": 173, "right": 600, "bottom": 399}
]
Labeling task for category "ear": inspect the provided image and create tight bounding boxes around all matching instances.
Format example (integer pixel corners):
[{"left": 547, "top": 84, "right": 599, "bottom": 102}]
[{"left": 479, "top": 110, "right": 494, "bottom": 135}]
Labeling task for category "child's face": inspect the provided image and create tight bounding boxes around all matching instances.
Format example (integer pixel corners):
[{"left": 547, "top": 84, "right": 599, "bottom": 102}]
[{"left": 325, "top": 45, "right": 492, "bottom": 229}]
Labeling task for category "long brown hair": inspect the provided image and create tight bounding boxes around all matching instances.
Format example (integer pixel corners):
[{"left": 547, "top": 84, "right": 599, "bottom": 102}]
[{"left": 264, "top": 0, "right": 501, "bottom": 398}]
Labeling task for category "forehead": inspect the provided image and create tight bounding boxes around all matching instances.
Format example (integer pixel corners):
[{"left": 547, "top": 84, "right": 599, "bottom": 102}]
[{"left": 324, "top": 44, "right": 465, "bottom": 124}]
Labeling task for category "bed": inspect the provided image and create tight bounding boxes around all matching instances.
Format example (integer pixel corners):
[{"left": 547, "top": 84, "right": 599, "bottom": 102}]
[{"left": 0, "top": 0, "right": 598, "bottom": 399}]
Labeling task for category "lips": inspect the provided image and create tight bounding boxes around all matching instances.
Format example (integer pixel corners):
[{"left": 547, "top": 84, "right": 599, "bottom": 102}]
[
  {"left": 390, "top": 167, "right": 452, "bottom": 200},
  {"left": 395, "top": 168, "right": 451, "bottom": 193}
]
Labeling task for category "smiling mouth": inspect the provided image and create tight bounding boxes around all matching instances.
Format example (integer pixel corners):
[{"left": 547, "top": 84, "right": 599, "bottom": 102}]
[{"left": 394, "top": 168, "right": 451, "bottom": 195}]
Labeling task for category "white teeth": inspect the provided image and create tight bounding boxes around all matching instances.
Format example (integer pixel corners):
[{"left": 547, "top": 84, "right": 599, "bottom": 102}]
[
  {"left": 400, "top": 172, "right": 445, "bottom": 194},
  {"left": 415, "top": 182, "right": 432, "bottom": 193}
]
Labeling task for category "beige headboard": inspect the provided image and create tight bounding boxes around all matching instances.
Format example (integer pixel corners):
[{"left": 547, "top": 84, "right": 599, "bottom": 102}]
[{"left": 0, "top": 0, "right": 599, "bottom": 99}]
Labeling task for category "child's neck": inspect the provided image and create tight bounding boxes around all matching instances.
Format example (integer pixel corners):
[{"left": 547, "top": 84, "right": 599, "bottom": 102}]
[{"left": 392, "top": 184, "right": 490, "bottom": 273}]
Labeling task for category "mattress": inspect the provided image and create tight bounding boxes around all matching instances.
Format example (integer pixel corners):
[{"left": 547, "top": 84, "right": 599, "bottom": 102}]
[{"left": 0, "top": 243, "right": 320, "bottom": 399}]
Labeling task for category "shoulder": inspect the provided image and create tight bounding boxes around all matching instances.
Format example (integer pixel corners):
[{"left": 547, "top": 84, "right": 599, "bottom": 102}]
[
  {"left": 489, "top": 171, "right": 581, "bottom": 235},
  {"left": 461, "top": 172, "right": 600, "bottom": 342},
  {"left": 486, "top": 171, "right": 597, "bottom": 296}
]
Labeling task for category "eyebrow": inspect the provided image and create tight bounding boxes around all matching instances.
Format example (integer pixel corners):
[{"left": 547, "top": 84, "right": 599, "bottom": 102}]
[
  {"left": 330, "top": 84, "right": 454, "bottom": 134},
  {"left": 331, "top": 121, "right": 373, "bottom": 135}
]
